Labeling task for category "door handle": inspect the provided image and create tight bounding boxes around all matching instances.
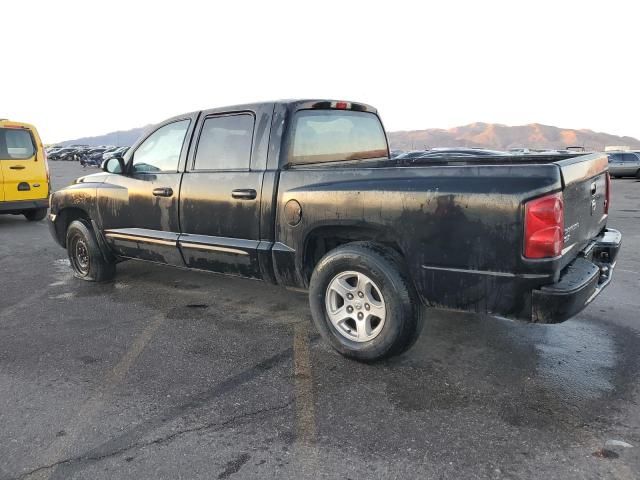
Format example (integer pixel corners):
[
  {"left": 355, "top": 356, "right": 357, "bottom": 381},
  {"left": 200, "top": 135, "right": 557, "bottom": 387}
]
[
  {"left": 152, "top": 187, "right": 174, "bottom": 197},
  {"left": 231, "top": 189, "right": 257, "bottom": 200},
  {"left": 9, "top": 165, "right": 26, "bottom": 170}
]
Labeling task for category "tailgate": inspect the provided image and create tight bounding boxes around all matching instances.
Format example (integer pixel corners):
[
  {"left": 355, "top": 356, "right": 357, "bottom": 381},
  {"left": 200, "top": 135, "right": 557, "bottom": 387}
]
[{"left": 555, "top": 153, "right": 609, "bottom": 264}]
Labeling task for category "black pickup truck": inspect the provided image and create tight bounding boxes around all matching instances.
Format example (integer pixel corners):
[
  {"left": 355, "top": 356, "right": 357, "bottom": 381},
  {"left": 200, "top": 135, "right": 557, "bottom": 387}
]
[{"left": 49, "top": 100, "right": 621, "bottom": 361}]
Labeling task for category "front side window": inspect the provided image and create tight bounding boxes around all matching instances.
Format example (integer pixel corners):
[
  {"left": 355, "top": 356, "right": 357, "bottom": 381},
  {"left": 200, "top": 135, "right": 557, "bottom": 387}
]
[
  {"left": 0, "top": 128, "right": 35, "bottom": 160},
  {"left": 290, "top": 110, "right": 388, "bottom": 165},
  {"left": 193, "top": 114, "right": 254, "bottom": 170},
  {"left": 131, "top": 120, "right": 190, "bottom": 173}
]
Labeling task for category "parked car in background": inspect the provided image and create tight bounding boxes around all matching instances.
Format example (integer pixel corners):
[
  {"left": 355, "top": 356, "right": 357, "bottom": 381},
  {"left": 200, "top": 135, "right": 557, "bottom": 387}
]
[
  {"left": 47, "top": 144, "right": 131, "bottom": 165},
  {"left": 608, "top": 151, "right": 640, "bottom": 178},
  {"left": 417, "top": 147, "right": 508, "bottom": 158},
  {"left": 396, "top": 148, "right": 510, "bottom": 163},
  {"left": 51, "top": 146, "right": 85, "bottom": 161},
  {"left": 48, "top": 147, "right": 73, "bottom": 161},
  {"left": 80, "top": 148, "right": 109, "bottom": 167},
  {"left": 0, "top": 119, "right": 50, "bottom": 221},
  {"left": 102, "top": 146, "right": 129, "bottom": 161},
  {"left": 394, "top": 150, "right": 428, "bottom": 160}
]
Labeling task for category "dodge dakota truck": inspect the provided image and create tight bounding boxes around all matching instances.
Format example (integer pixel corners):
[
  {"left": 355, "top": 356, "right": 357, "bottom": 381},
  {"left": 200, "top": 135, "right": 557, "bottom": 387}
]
[{"left": 49, "top": 100, "right": 621, "bottom": 361}]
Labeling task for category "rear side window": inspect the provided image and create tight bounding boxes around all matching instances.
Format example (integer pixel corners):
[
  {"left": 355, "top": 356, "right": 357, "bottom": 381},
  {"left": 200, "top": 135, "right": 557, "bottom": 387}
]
[
  {"left": 290, "top": 110, "right": 388, "bottom": 164},
  {"left": 0, "top": 128, "right": 35, "bottom": 160},
  {"left": 622, "top": 153, "right": 638, "bottom": 162},
  {"left": 193, "top": 114, "right": 254, "bottom": 171}
]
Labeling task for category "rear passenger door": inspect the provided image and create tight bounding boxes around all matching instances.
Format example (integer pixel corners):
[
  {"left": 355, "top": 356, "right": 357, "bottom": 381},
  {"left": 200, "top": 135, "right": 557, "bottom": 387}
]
[{"left": 178, "top": 109, "right": 267, "bottom": 279}]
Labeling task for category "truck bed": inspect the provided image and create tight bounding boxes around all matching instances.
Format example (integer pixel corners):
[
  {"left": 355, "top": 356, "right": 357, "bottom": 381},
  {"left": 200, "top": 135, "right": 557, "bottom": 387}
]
[{"left": 277, "top": 152, "right": 610, "bottom": 320}]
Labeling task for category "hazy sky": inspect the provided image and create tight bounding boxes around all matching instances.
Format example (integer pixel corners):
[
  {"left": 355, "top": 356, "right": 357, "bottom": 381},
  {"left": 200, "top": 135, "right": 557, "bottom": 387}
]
[{"left": 2, "top": 0, "right": 639, "bottom": 143}]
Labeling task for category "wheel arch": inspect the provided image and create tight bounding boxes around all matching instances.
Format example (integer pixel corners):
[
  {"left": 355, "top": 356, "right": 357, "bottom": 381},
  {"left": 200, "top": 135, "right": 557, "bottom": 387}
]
[
  {"left": 53, "top": 207, "right": 92, "bottom": 248},
  {"left": 301, "top": 224, "right": 406, "bottom": 285}
]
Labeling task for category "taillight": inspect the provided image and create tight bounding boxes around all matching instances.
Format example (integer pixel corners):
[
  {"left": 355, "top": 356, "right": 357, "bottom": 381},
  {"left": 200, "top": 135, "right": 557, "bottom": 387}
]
[
  {"left": 604, "top": 172, "right": 611, "bottom": 214},
  {"left": 524, "top": 192, "right": 564, "bottom": 259}
]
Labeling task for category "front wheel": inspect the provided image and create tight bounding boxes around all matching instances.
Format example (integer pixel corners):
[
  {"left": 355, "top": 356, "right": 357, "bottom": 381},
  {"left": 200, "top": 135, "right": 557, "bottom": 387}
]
[
  {"left": 66, "top": 220, "right": 116, "bottom": 282},
  {"left": 309, "top": 242, "right": 423, "bottom": 362}
]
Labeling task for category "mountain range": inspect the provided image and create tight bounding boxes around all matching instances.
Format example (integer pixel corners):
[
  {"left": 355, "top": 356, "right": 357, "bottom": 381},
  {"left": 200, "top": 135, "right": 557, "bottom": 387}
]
[
  {"left": 59, "top": 126, "right": 150, "bottom": 147},
  {"left": 59, "top": 122, "right": 640, "bottom": 151},
  {"left": 387, "top": 122, "right": 640, "bottom": 151}
]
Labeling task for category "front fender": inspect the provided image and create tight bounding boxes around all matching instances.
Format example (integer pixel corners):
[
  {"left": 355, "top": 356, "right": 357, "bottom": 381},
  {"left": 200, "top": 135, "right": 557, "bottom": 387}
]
[{"left": 49, "top": 181, "right": 103, "bottom": 246}]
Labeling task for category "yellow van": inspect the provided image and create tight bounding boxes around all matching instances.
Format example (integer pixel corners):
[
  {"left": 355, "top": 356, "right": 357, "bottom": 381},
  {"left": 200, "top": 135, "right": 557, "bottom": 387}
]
[{"left": 0, "top": 120, "right": 50, "bottom": 221}]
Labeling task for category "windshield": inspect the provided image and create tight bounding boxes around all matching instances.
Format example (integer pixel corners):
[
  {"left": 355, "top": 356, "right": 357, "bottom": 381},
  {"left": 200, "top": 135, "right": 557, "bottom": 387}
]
[{"left": 0, "top": 128, "right": 35, "bottom": 160}]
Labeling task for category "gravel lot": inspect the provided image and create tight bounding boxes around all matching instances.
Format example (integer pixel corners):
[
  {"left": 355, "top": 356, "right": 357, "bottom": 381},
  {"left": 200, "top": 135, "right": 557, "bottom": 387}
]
[{"left": 1, "top": 161, "right": 639, "bottom": 480}]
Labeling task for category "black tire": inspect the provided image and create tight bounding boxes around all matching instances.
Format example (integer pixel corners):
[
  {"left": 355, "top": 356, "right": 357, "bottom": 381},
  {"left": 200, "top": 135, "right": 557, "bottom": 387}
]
[
  {"left": 24, "top": 207, "right": 48, "bottom": 221},
  {"left": 66, "top": 220, "right": 116, "bottom": 282},
  {"left": 309, "top": 242, "right": 424, "bottom": 362}
]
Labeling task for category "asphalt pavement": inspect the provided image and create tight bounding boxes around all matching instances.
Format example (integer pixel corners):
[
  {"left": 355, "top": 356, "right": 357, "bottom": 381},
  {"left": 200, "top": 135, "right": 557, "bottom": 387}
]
[{"left": 1, "top": 162, "right": 639, "bottom": 479}]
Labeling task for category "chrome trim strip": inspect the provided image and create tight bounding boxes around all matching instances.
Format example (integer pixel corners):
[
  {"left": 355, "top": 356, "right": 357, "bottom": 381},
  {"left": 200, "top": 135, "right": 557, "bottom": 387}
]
[
  {"left": 179, "top": 241, "right": 248, "bottom": 256},
  {"left": 421, "top": 265, "right": 550, "bottom": 279},
  {"left": 104, "top": 232, "right": 176, "bottom": 247}
]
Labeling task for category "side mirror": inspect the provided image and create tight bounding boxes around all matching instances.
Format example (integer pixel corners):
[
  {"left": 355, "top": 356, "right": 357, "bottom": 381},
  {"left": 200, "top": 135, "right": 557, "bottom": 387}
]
[{"left": 102, "top": 157, "right": 125, "bottom": 174}]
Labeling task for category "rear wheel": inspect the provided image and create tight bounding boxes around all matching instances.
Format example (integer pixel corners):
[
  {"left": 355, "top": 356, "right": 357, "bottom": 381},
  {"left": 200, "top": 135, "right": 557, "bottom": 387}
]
[
  {"left": 309, "top": 242, "right": 424, "bottom": 362},
  {"left": 66, "top": 220, "right": 116, "bottom": 282},
  {"left": 24, "top": 208, "right": 47, "bottom": 221}
]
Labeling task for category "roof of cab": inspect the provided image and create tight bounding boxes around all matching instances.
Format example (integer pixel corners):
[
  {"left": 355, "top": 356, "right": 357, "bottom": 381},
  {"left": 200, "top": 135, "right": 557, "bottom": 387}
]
[
  {"left": 275, "top": 99, "right": 377, "bottom": 114},
  {"left": 0, "top": 119, "right": 39, "bottom": 131}
]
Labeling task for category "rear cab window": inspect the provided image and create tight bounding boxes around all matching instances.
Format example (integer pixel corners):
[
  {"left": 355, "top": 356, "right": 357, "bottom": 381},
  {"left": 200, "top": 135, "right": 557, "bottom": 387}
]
[
  {"left": 289, "top": 110, "right": 388, "bottom": 165},
  {"left": 0, "top": 127, "right": 35, "bottom": 160}
]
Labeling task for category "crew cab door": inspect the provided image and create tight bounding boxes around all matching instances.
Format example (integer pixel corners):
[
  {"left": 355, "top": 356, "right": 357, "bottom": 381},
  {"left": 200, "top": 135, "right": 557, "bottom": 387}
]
[
  {"left": 98, "top": 116, "right": 196, "bottom": 265},
  {"left": 178, "top": 108, "right": 269, "bottom": 279}
]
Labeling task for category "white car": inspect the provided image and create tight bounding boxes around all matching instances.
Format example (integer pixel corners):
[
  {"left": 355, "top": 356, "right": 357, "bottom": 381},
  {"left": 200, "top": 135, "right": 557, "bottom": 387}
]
[{"left": 608, "top": 152, "right": 640, "bottom": 178}]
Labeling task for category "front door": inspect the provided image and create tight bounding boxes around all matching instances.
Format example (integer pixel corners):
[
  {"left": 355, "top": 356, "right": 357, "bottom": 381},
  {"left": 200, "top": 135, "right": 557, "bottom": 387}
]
[
  {"left": 98, "top": 116, "right": 196, "bottom": 265},
  {"left": 178, "top": 111, "right": 266, "bottom": 278}
]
